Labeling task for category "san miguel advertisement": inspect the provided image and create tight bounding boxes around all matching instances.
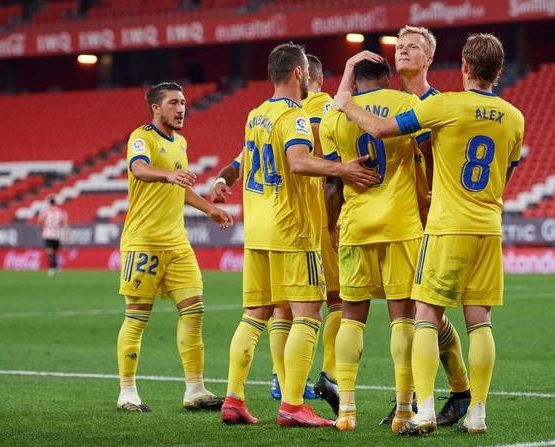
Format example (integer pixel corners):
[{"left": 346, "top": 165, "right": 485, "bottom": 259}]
[{"left": 1, "top": 0, "right": 554, "bottom": 58}]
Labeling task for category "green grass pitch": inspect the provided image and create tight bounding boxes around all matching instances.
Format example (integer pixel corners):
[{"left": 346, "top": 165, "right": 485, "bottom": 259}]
[{"left": 0, "top": 271, "right": 554, "bottom": 447}]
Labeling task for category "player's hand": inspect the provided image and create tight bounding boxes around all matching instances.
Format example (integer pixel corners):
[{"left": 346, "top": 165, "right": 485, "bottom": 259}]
[
  {"left": 212, "top": 182, "right": 232, "bottom": 203},
  {"left": 346, "top": 50, "right": 384, "bottom": 68},
  {"left": 208, "top": 206, "right": 234, "bottom": 229},
  {"left": 332, "top": 91, "right": 352, "bottom": 111},
  {"left": 338, "top": 155, "right": 382, "bottom": 188},
  {"left": 167, "top": 170, "right": 197, "bottom": 187}
]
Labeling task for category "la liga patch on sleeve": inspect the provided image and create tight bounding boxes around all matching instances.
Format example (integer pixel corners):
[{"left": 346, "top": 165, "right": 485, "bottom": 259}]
[
  {"left": 132, "top": 138, "right": 146, "bottom": 154},
  {"left": 295, "top": 117, "right": 309, "bottom": 135}
]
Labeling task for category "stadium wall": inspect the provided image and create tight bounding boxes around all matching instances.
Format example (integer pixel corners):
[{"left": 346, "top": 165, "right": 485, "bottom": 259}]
[
  {"left": 1, "top": 217, "right": 555, "bottom": 273},
  {"left": 1, "top": 0, "right": 554, "bottom": 59},
  {"left": 1, "top": 246, "right": 555, "bottom": 274}
]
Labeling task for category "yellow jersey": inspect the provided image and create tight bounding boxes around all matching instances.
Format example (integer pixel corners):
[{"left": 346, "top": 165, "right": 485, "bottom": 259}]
[
  {"left": 396, "top": 89, "right": 524, "bottom": 235},
  {"left": 302, "top": 91, "right": 332, "bottom": 125},
  {"left": 303, "top": 91, "right": 333, "bottom": 230},
  {"left": 120, "top": 124, "right": 189, "bottom": 251},
  {"left": 320, "top": 87, "right": 425, "bottom": 245},
  {"left": 242, "top": 97, "right": 320, "bottom": 251},
  {"left": 413, "top": 87, "right": 439, "bottom": 222}
]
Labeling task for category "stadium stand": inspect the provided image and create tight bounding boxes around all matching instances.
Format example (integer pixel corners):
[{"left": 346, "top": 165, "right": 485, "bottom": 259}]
[
  {"left": 0, "top": 3, "right": 22, "bottom": 28},
  {"left": 501, "top": 63, "right": 555, "bottom": 216},
  {"left": 31, "top": 0, "right": 79, "bottom": 25},
  {"left": 258, "top": 0, "right": 402, "bottom": 13},
  {"left": 1, "top": 64, "right": 553, "bottom": 223},
  {"left": 0, "top": 83, "right": 216, "bottom": 223}
]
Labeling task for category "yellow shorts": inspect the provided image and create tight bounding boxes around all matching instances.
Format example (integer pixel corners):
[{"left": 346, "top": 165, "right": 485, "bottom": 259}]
[
  {"left": 321, "top": 227, "right": 339, "bottom": 293},
  {"left": 119, "top": 245, "right": 203, "bottom": 303},
  {"left": 412, "top": 234, "right": 503, "bottom": 308},
  {"left": 339, "top": 238, "right": 421, "bottom": 301},
  {"left": 243, "top": 248, "right": 326, "bottom": 307}
]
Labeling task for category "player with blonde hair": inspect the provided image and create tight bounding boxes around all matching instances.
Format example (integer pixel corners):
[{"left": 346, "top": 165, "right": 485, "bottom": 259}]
[{"left": 333, "top": 33, "right": 524, "bottom": 436}]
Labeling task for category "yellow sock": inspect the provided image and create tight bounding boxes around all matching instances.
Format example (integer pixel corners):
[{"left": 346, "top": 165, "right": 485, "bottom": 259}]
[
  {"left": 439, "top": 315, "right": 470, "bottom": 393},
  {"left": 335, "top": 318, "right": 365, "bottom": 409},
  {"left": 390, "top": 318, "right": 415, "bottom": 407},
  {"left": 177, "top": 302, "right": 205, "bottom": 383},
  {"left": 467, "top": 323, "right": 495, "bottom": 407},
  {"left": 322, "top": 304, "right": 342, "bottom": 380},
  {"left": 412, "top": 321, "right": 439, "bottom": 406},
  {"left": 226, "top": 315, "right": 266, "bottom": 400},
  {"left": 269, "top": 318, "right": 292, "bottom": 390},
  {"left": 283, "top": 317, "right": 320, "bottom": 406},
  {"left": 117, "top": 308, "right": 151, "bottom": 388}
]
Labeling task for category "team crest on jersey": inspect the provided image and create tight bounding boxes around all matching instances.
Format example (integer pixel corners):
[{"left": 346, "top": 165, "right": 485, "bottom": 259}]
[
  {"left": 160, "top": 147, "right": 167, "bottom": 154},
  {"left": 175, "top": 161, "right": 183, "bottom": 170},
  {"left": 132, "top": 138, "right": 146, "bottom": 154},
  {"left": 295, "top": 117, "right": 309, "bottom": 135},
  {"left": 323, "top": 102, "right": 332, "bottom": 115}
]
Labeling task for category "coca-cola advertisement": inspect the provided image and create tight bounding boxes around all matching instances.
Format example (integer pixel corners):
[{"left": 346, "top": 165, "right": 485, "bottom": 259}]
[
  {"left": 3, "top": 246, "right": 554, "bottom": 274},
  {"left": 0, "top": 247, "right": 244, "bottom": 271}
]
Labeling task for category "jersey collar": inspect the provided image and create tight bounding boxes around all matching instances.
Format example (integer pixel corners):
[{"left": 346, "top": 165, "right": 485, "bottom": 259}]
[
  {"left": 419, "top": 86, "right": 438, "bottom": 100},
  {"left": 468, "top": 88, "right": 497, "bottom": 97},
  {"left": 269, "top": 97, "right": 302, "bottom": 108},
  {"left": 353, "top": 87, "right": 383, "bottom": 96},
  {"left": 150, "top": 123, "right": 175, "bottom": 142}
]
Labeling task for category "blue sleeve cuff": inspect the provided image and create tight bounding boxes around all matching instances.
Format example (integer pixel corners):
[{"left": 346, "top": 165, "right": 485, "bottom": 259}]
[
  {"left": 231, "top": 160, "right": 240, "bottom": 168},
  {"left": 284, "top": 138, "right": 313, "bottom": 153},
  {"left": 510, "top": 160, "right": 520, "bottom": 168},
  {"left": 395, "top": 109, "right": 421, "bottom": 134},
  {"left": 309, "top": 117, "right": 321, "bottom": 124},
  {"left": 324, "top": 152, "right": 339, "bottom": 161},
  {"left": 129, "top": 155, "right": 150, "bottom": 168},
  {"left": 415, "top": 131, "right": 431, "bottom": 144}
]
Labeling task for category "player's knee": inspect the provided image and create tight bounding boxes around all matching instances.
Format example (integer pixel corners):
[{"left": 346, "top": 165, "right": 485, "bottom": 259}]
[
  {"left": 326, "top": 291, "right": 342, "bottom": 307},
  {"left": 289, "top": 301, "right": 323, "bottom": 321},
  {"left": 124, "top": 296, "right": 153, "bottom": 322},
  {"left": 176, "top": 295, "right": 203, "bottom": 311},
  {"left": 273, "top": 304, "right": 292, "bottom": 320},
  {"left": 414, "top": 301, "right": 444, "bottom": 325},
  {"left": 463, "top": 305, "right": 491, "bottom": 329},
  {"left": 244, "top": 305, "right": 273, "bottom": 322},
  {"left": 341, "top": 300, "right": 369, "bottom": 323},
  {"left": 388, "top": 298, "right": 414, "bottom": 321}
]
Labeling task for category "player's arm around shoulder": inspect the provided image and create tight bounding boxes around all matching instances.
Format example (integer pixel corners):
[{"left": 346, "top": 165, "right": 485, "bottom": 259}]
[
  {"left": 281, "top": 108, "right": 380, "bottom": 188},
  {"left": 332, "top": 91, "right": 401, "bottom": 139}
]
